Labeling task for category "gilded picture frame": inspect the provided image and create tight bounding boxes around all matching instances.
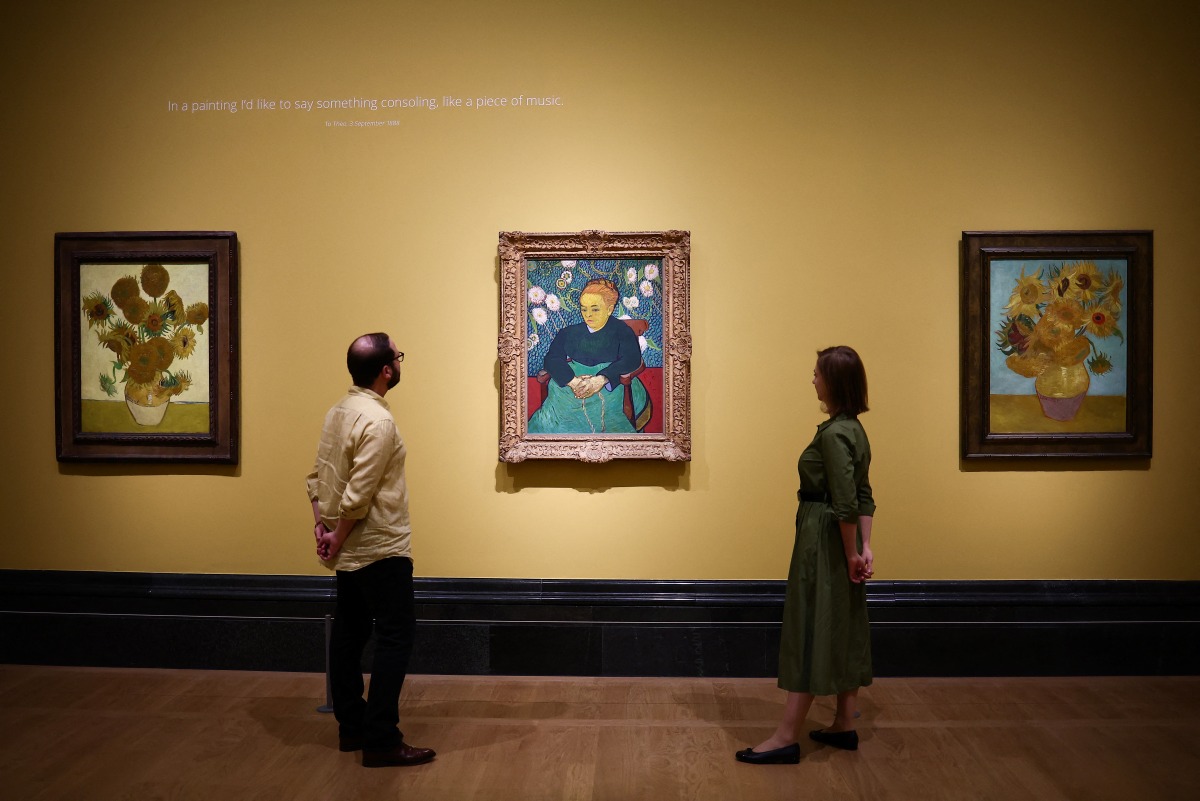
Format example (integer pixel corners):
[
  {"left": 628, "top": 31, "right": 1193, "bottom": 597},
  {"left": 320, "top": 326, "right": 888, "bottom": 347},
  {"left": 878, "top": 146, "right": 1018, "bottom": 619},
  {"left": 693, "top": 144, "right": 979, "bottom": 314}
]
[
  {"left": 55, "top": 231, "right": 240, "bottom": 463},
  {"left": 961, "top": 230, "right": 1152, "bottom": 459},
  {"left": 498, "top": 230, "right": 691, "bottom": 462}
]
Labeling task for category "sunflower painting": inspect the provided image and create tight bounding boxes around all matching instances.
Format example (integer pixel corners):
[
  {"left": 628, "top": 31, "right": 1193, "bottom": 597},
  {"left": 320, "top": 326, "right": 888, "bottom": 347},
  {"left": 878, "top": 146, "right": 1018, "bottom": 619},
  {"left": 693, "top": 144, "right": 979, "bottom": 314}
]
[
  {"left": 989, "top": 258, "right": 1128, "bottom": 433},
  {"left": 78, "top": 261, "right": 211, "bottom": 434}
]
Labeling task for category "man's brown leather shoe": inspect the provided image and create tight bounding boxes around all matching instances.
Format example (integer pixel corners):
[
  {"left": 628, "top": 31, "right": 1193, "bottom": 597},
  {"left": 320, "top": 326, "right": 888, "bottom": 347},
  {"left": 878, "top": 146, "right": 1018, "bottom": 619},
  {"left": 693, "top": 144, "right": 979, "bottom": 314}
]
[{"left": 362, "top": 742, "right": 436, "bottom": 767}]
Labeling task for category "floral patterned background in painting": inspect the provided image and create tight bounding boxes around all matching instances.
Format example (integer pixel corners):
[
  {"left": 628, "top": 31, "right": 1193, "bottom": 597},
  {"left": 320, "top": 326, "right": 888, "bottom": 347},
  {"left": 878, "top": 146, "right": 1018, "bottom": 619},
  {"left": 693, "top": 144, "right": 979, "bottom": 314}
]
[{"left": 525, "top": 258, "right": 663, "bottom": 377}]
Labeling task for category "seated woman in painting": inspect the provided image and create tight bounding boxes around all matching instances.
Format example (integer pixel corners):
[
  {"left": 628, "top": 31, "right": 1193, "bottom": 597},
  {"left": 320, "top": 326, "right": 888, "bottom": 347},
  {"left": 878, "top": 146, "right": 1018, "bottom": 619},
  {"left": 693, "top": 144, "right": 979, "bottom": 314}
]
[{"left": 528, "top": 278, "right": 651, "bottom": 434}]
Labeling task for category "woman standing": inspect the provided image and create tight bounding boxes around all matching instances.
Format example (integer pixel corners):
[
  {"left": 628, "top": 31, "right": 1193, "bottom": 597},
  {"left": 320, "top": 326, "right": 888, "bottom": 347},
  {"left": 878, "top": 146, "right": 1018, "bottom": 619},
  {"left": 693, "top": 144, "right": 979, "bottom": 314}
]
[{"left": 736, "top": 345, "right": 875, "bottom": 765}]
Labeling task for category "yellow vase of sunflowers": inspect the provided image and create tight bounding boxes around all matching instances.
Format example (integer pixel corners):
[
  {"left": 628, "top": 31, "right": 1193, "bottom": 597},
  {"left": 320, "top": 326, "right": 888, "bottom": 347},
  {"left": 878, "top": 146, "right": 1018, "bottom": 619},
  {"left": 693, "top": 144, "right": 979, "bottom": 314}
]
[
  {"left": 81, "top": 263, "right": 209, "bottom": 427},
  {"left": 1033, "top": 362, "right": 1091, "bottom": 421},
  {"left": 995, "top": 260, "right": 1123, "bottom": 423}
]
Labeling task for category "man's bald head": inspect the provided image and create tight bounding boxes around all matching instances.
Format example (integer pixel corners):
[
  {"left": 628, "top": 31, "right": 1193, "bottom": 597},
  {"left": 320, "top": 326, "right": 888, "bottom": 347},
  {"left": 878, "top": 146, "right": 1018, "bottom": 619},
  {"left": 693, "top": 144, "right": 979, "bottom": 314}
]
[{"left": 347, "top": 332, "right": 393, "bottom": 387}]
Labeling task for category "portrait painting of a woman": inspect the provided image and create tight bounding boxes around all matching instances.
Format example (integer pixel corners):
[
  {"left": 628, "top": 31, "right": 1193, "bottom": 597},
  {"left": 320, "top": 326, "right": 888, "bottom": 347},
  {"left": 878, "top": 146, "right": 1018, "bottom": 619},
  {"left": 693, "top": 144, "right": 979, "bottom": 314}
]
[
  {"left": 527, "top": 273, "right": 657, "bottom": 435},
  {"left": 498, "top": 231, "right": 690, "bottom": 462}
]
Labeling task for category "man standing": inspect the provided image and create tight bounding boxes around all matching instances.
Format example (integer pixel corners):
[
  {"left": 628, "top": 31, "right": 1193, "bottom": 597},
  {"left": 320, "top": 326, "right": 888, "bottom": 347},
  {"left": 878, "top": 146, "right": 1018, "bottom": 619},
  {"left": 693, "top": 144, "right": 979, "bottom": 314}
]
[{"left": 306, "top": 333, "right": 434, "bottom": 768}]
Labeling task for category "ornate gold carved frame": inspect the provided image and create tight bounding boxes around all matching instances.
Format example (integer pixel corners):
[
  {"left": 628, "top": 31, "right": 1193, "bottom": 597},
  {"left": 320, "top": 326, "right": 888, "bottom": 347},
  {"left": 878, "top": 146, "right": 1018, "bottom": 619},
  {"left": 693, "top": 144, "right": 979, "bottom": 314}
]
[{"left": 498, "top": 230, "right": 691, "bottom": 462}]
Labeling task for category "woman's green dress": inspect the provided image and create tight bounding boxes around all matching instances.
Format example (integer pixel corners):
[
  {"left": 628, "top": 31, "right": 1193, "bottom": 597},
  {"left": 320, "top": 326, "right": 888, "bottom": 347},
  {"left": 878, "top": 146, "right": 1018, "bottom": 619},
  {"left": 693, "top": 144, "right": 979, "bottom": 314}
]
[{"left": 778, "top": 411, "right": 875, "bottom": 695}]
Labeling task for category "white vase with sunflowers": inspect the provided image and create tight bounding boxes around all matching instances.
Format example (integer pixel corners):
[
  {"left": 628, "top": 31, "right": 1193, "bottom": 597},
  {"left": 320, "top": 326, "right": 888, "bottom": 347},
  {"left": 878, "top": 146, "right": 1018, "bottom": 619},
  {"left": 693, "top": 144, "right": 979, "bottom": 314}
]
[
  {"left": 124, "top": 380, "right": 175, "bottom": 425},
  {"left": 81, "top": 263, "right": 209, "bottom": 427},
  {"left": 995, "top": 261, "right": 1123, "bottom": 423}
]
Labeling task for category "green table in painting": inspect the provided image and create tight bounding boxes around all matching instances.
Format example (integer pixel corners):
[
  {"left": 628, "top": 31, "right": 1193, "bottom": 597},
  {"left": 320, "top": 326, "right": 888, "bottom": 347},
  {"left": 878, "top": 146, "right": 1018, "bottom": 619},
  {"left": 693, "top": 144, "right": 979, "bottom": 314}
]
[{"left": 81, "top": 400, "right": 211, "bottom": 435}]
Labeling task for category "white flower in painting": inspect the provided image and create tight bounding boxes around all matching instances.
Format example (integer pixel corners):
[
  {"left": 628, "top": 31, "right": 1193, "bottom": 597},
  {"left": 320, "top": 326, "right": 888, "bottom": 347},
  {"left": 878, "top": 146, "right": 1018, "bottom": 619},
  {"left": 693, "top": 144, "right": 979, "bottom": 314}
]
[
  {"left": 526, "top": 334, "right": 540, "bottom": 349},
  {"left": 622, "top": 296, "right": 639, "bottom": 310},
  {"left": 560, "top": 260, "right": 576, "bottom": 269},
  {"left": 644, "top": 264, "right": 659, "bottom": 280},
  {"left": 626, "top": 267, "right": 637, "bottom": 283},
  {"left": 545, "top": 293, "right": 561, "bottom": 312},
  {"left": 639, "top": 280, "right": 654, "bottom": 298},
  {"left": 560, "top": 270, "right": 573, "bottom": 283},
  {"left": 531, "top": 307, "right": 548, "bottom": 325},
  {"left": 528, "top": 286, "right": 546, "bottom": 304}
]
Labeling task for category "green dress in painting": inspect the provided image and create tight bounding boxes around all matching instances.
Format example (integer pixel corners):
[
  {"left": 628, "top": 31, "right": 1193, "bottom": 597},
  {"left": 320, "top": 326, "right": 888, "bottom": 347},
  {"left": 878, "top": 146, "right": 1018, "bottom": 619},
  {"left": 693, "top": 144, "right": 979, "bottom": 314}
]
[
  {"left": 528, "top": 320, "right": 649, "bottom": 434},
  {"left": 778, "top": 412, "right": 875, "bottom": 695}
]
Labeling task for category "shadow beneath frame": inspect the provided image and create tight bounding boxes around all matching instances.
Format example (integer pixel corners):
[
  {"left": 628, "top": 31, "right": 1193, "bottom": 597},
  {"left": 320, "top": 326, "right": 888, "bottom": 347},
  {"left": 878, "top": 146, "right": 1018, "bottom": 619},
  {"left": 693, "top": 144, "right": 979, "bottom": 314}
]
[
  {"left": 57, "top": 462, "right": 241, "bottom": 478},
  {"left": 959, "top": 456, "right": 1151, "bottom": 474},
  {"left": 496, "top": 459, "right": 688, "bottom": 493}
]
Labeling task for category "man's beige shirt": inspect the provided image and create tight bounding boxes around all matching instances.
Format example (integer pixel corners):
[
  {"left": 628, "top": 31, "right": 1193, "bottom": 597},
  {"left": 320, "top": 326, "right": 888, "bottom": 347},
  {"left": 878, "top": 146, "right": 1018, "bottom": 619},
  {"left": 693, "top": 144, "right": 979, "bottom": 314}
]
[{"left": 306, "top": 386, "right": 411, "bottom": 572}]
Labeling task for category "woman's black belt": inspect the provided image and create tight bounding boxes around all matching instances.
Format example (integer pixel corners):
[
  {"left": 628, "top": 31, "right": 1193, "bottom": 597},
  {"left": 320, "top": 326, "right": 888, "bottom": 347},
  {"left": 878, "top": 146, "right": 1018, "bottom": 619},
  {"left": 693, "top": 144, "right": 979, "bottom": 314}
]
[{"left": 798, "top": 490, "right": 831, "bottom": 503}]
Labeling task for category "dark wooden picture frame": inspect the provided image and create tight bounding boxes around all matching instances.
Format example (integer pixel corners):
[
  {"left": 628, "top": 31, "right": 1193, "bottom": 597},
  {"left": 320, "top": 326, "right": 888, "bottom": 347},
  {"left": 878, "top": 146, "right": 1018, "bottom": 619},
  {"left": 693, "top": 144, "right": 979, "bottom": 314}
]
[
  {"left": 961, "top": 230, "right": 1151, "bottom": 459},
  {"left": 498, "top": 230, "right": 691, "bottom": 462},
  {"left": 55, "top": 231, "right": 239, "bottom": 463}
]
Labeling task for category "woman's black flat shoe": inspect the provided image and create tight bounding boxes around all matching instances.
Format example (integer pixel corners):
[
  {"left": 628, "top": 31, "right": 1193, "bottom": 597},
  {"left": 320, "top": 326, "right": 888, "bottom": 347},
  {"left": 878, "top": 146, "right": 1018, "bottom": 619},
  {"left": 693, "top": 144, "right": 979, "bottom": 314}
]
[
  {"left": 734, "top": 743, "right": 801, "bottom": 764},
  {"left": 808, "top": 728, "right": 858, "bottom": 750}
]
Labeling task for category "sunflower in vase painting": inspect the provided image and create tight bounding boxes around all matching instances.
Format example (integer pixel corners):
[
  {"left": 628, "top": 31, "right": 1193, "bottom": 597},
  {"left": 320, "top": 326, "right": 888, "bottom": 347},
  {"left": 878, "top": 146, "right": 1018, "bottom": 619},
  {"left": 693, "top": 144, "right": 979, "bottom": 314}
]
[
  {"left": 81, "top": 263, "right": 209, "bottom": 427},
  {"left": 994, "top": 261, "right": 1123, "bottom": 422}
]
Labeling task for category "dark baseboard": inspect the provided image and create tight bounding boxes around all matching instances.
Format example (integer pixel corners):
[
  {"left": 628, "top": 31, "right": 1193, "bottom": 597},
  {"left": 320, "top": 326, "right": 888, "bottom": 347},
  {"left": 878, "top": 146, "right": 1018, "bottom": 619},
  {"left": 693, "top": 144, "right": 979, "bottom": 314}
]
[{"left": 1, "top": 571, "right": 1196, "bottom": 676}]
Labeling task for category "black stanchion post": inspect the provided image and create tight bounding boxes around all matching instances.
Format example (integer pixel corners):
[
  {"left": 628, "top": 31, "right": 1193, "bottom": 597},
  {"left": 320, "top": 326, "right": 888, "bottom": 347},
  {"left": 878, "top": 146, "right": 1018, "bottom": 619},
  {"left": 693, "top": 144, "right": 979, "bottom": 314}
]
[{"left": 317, "top": 613, "right": 334, "bottom": 713}]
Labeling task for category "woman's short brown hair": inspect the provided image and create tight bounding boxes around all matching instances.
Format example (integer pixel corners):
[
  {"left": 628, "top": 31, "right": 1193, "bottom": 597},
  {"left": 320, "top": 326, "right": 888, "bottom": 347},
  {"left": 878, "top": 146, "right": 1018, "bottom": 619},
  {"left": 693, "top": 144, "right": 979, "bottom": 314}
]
[{"left": 817, "top": 345, "right": 869, "bottom": 416}]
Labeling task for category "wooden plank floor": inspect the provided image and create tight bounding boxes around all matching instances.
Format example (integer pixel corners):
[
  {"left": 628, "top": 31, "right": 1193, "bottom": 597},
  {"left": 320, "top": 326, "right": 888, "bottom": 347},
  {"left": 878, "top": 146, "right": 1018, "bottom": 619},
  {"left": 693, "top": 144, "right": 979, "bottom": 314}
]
[{"left": 0, "top": 666, "right": 1196, "bottom": 800}]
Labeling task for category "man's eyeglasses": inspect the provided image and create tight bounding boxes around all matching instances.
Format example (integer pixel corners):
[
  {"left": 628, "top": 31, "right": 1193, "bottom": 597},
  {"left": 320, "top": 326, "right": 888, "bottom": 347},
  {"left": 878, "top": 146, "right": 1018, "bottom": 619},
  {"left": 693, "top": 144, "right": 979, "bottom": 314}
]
[{"left": 393, "top": 351, "right": 405, "bottom": 363}]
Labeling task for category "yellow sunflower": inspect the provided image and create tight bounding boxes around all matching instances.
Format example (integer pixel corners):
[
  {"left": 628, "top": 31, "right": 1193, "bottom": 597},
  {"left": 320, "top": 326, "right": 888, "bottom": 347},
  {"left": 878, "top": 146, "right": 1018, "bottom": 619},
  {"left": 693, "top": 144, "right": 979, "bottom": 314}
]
[
  {"left": 173, "top": 326, "right": 197, "bottom": 358},
  {"left": 127, "top": 341, "right": 160, "bottom": 384},
  {"left": 164, "top": 290, "right": 186, "bottom": 323},
  {"left": 1004, "top": 267, "right": 1048, "bottom": 319},
  {"left": 82, "top": 291, "right": 112, "bottom": 329},
  {"left": 1062, "top": 261, "right": 1102, "bottom": 303},
  {"left": 98, "top": 322, "right": 138, "bottom": 361},
  {"left": 1031, "top": 299, "right": 1085, "bottom": 350},
  {"left": 1084, "top": 303, "right": 1120, "bottom": 338},
  {"left": 186, "top": 302, "right": 210, "bottom": 329},
  {"left": 110, "top": 276, "right": 140, "bottom": 310},
  {"left": 140, "top": 263, "right": 170, "bottom": 298},
  {"left": 1088, "top": 350, "right": 1114, "bottom": 376},
  {"left": 171, "top": 370, "right": 193, "bottom": 396},
  {"left": 1049, "top": 270, "right": 1073, "bottom": 299},
  {"left": 147, "top": 336, "right": 175, "bottom": 371},
  {"left": 995, "top": 316, "right": 1033, "bottom": 355},
  {"left": 143, "top": 300, "right": 169, "bottom": 336},
  {"left": 123, "top": 296, "right": 149, "bottom": 324},
  {"left": 1103, "top": 269, "right": 1124, "bottom": 312},
  {"left": 1006, "top": 351, "right": 1049, "bottom": 378}
]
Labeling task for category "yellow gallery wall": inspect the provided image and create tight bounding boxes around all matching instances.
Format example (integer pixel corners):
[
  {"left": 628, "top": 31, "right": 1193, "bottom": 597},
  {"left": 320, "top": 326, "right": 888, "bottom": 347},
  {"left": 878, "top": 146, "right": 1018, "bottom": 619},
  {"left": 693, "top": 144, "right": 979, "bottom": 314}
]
[{"left": 2, "top": 0, "right": 1197, "bottom": 580}]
